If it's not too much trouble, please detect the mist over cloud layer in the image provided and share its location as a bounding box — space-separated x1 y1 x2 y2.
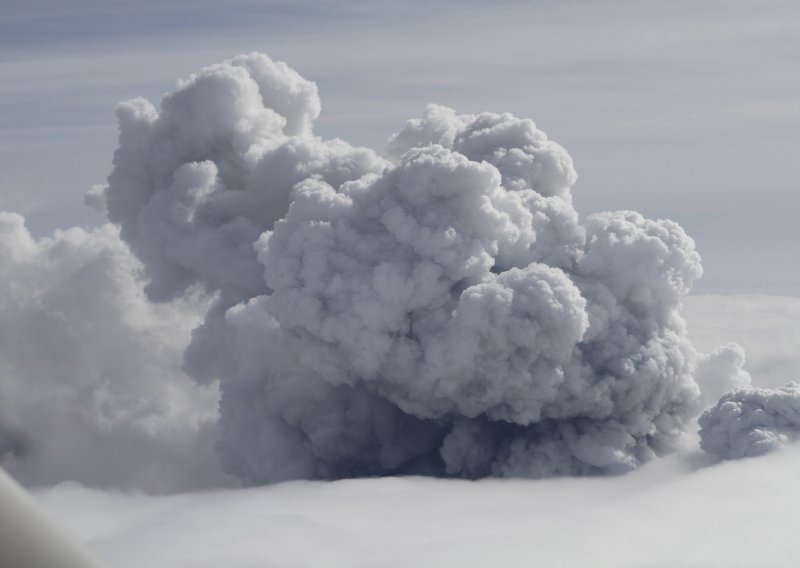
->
684 295 800 390
92 52 728 484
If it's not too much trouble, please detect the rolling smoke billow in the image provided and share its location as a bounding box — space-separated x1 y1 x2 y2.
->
92 52 753 485
699 382 800 459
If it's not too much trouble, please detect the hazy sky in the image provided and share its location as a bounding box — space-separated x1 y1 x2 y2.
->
1 0 798 295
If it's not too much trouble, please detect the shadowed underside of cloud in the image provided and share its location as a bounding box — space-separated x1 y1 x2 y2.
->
93 52 726 484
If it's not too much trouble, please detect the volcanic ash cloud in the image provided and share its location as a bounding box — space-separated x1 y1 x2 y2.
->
97 52 722 484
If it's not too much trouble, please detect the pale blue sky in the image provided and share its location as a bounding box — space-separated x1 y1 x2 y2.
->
1 0 798 293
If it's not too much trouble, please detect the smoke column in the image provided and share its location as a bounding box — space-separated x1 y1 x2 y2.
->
96 52 722 484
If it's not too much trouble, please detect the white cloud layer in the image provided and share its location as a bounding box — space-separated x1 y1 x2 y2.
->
34 443 800 568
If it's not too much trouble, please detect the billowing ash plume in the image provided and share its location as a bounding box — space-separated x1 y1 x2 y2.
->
97 52 713 484
104 53 387 303
699 382 800 459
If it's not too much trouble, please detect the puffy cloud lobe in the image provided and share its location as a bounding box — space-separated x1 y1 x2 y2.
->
0 212 226 491
102 53 718 484
387 104 577 200
699 382 800 459
578 211 702 314
102 52 387 301
257 149 591 424
695 343 752 408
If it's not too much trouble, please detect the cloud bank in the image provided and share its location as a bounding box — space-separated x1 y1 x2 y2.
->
92 52 721 484
0 212 226 491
